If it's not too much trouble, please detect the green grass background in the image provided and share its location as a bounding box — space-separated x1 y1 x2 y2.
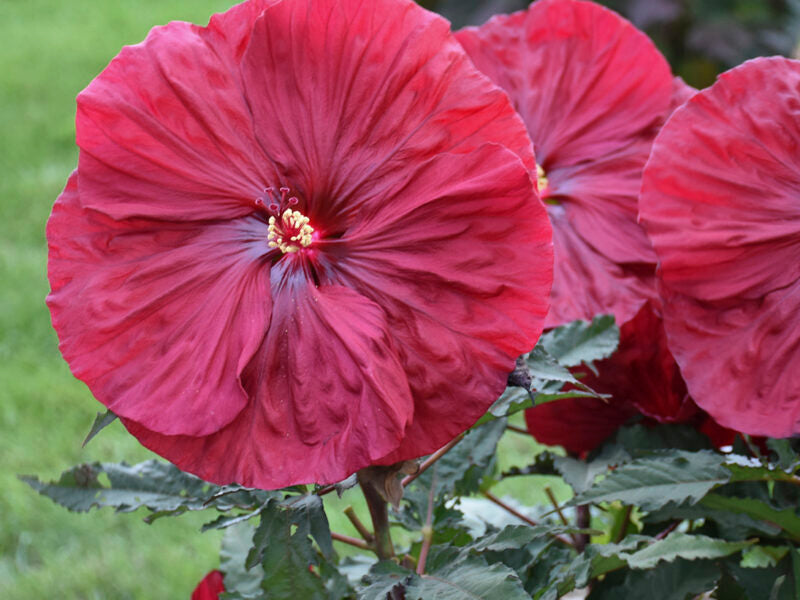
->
0 2 565 597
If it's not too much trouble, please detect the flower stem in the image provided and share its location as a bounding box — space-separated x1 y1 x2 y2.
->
402 432 466 488
613 505 633 544
505 424 530 435
482 490 574 548
331 531 373 552
416 466 437 575
344 505 374 544
655 520 681 540
544 485 569 527
358 471 395 560
574 504 591 552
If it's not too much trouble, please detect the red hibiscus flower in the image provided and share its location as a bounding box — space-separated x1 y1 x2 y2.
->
191 570 225 600
525 302 739 455
456 0 674 327
639 56 800 438
46 0 553 489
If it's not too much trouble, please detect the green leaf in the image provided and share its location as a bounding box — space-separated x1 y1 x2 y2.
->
358 561 414 600
406 417 506 513
612 423 715 454
526 346 578 385
726 554 798 600
644 502 781 539
282 494 335 560
554 444 630 494
589 559 720 600
723 456 800 485
465 524 579 554
20 460 269 518
570 450 730 511
82 409 117 447
619 532 752 569
219 523 262 599
539 314 619 367
767 439 799 473
740 546 790 569
406 557 529 600
248 499 327 599
700 494 800 541
201 508 265 532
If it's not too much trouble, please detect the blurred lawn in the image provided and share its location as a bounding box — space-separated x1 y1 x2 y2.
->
0 2 239 598
0 2 567 598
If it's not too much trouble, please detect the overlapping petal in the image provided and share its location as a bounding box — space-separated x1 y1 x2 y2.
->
49 0 553 488
590 303 697 423
526 303 701 454
525 395 637 456
639 57 800 437
330 144 552 462
47 173 271 436
239 0 536 228
76 17 277 222
457 0 673 326
126 283 414 487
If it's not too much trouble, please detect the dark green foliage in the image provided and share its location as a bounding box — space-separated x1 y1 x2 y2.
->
569 450 731 510
405 557 529 600
20 460 271 519
589 559 721 600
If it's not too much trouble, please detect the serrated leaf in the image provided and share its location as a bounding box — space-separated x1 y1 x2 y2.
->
21 461 272 522
282 494 335 560
358 561 414 600
465 524 578 554
202 507 264 532
409 417 506 503
406 557 529 600
248 499 327 599
526 346 578 384
82 410 117 447
619 532 752 569
700 494 800 541
722 456 800 485
539 315 619 367
589 558 720 600
220 523 262 599
570 450 730 511
554 444 630 494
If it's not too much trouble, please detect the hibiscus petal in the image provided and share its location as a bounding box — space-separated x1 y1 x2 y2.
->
47 173 271 436
457 0 671 323
457 0 671 173
525 396 637 456
124 284 415 488
546 206 656 327
239 0 535 226
76 17 275 221
580 302 697 423
639 57 800 437
328 144 552 461
191 571 225 600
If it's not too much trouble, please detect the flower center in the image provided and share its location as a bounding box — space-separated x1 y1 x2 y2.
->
537 164 549 196
537 163 560 206
256 187 315 254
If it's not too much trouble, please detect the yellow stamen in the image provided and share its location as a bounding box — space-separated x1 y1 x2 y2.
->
267 208 314 254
